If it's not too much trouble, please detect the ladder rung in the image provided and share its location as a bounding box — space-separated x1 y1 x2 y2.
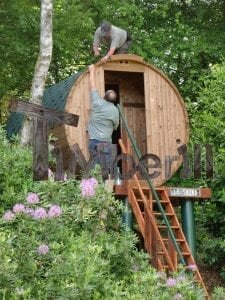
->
182 252 191 256
157 251 167 255
154 212 174 216
158 251 191 257
152 200 169 204
158 225 179 229
160 265 169 269
162 238 185 243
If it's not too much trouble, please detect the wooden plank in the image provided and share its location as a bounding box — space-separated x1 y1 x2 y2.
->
10 100 79 127
144 202 152 253
33 118 48 181
115 181 212 199
70 143 88 171
67 148 78 179
166 187 212 199
194 144 201 179
129 189 145 236
103 64 145 73
51 146 64 181
109 54 145 62
205 144 213 179
114 184 128 195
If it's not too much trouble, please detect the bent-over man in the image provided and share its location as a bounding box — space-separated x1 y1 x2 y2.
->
93 21 132 63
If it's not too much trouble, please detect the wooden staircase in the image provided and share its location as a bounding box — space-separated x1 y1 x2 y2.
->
119 139 209 298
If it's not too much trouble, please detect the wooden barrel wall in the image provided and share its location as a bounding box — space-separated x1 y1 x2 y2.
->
51 54 189 187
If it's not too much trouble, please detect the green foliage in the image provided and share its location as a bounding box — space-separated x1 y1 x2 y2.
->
0 126 33 213
1 0 225 120
212 287 225 300
0 128 207 299
186 60 225 277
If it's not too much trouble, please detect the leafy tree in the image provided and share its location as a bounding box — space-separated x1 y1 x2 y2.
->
1 0 225 115
20 0 53 145
187 59 225 277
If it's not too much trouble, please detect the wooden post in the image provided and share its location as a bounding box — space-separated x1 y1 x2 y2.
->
33 117 49 180
51 146 64 181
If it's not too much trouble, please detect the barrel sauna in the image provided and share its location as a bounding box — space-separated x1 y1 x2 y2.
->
50 54 189 187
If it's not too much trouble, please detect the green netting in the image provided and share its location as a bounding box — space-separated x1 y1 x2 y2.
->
6 72 81 139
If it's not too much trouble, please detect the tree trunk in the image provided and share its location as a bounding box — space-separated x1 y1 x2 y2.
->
20 0 53 146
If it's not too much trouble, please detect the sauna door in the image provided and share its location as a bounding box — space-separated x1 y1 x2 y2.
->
104 70 147 156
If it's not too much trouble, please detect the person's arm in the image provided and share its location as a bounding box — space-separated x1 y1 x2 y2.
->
93 28 101 56
89 64 96 91
93 45 100 56
101 47 116 62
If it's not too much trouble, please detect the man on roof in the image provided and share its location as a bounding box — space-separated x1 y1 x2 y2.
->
92 21 132 63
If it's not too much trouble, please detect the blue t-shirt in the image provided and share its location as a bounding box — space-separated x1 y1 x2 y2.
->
88 90 119 142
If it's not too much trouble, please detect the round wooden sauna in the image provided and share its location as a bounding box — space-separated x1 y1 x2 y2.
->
51 54 189 187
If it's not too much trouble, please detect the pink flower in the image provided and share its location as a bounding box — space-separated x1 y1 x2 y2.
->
37 244 49 255
26 192 39 204
187 264 197 271
80 177 98 198
89 177 98 187
48 205 62 218
166 277 177 287
24 207 35 217
13 203 25 214
33 208 47 219
2 210 15 221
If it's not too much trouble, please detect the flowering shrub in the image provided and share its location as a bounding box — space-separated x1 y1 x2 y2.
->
0 127 223 299
2 210 15 221
2 193 62 222
0 179 206 299
79 177 98 197
26 192 39 204
37 244 49 255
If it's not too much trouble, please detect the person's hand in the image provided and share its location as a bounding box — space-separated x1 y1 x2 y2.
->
94 51 100 56
93 47 101 56
101 55 108 63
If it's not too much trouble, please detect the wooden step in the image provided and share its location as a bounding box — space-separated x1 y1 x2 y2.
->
152 200 169 204
162 238 185 243
158 251 191 256
153 212 174 216
158 225 179 229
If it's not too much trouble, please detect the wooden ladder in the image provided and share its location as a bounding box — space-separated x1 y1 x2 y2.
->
119 139 209 298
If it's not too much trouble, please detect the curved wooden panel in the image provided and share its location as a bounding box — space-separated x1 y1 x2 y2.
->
57 54 189 186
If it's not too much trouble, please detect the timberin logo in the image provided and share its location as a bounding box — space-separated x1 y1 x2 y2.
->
79 143 213 180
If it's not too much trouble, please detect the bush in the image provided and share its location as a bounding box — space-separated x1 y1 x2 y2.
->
186 61 225 276
0 126 209 299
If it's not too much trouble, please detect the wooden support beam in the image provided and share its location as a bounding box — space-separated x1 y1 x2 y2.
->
114 181 212 201
9 99 79 181
33 118 48 181
9 100 79 127
51 146 64 181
